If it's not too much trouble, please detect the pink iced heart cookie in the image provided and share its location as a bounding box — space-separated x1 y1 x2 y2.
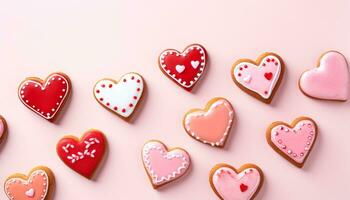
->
142 140 191 189
4 166 55 200
183 97 235 147
299 51 349 101
231 53 284 104
210 163 264 200
93 72 144 120
266 117 318 168
0 115 7 144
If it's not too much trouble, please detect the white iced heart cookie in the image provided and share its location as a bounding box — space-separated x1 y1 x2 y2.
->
93 73 144 119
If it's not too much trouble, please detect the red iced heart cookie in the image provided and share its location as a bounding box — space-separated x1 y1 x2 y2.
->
266 117 318 168
159 44 207 91
0 115 7 144
183 97 235 147
18 72 71 121
93 72 144 120
299 51 349 101
56 130 106 179
231 53 284 104
4 166 55 200
142 140 191 189
210 163 264 200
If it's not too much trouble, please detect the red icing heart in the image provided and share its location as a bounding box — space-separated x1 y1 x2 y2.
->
159 44 207 91
240 183 248 192
56 130 106 179
18 72 71 121
264 72 273 80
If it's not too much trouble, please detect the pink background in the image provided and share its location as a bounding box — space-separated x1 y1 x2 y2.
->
0 0 349 199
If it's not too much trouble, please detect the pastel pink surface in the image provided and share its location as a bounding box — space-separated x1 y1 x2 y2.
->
233 55 282 99
184 99 234 146
270 120 316 164
0 0 349 199
5 170 49 200
142 141 190 187
299 51 349 100
212 167 261 200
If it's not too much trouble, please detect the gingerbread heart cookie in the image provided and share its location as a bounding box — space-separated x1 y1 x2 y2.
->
159 44 207 91
142 140 191 189
299 51 349 101
231 53 284 103
209 163 264 200
4 166 55 200
0 115 8 144
93 72 144 120
56 130 106 179
183 97 234 147
18 72 71 121
266 117 317 168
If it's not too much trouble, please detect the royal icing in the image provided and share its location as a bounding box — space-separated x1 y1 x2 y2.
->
269 119 317 166
142 141 190 188
211 166 262 200
57 130 106 178
233 54 282 100
159 44 207 91
299 51 349 101
94 73 144 118
5 169 50 200
184 98 234 147
18 73 70 120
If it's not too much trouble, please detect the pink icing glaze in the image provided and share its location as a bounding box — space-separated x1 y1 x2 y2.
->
270 120 316 164
299 51 349 100
212 167 261 200
233 55 282 99
142 141 190 186
184 99 234 147
0 119 4 139
5 170 49 200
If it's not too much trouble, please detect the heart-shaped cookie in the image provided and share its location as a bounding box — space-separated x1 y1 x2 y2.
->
183 97 234 147
0 115 8 144
4 166 55 200
159 44 207 91
209 163 264 200
56 130 106 179
18 72 71 121
231 53 284 104
299 51 349 101
266 117 317 168
93 73 144 120
142 140 191 189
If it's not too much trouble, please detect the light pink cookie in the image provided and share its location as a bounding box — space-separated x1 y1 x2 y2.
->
209 163 264 200
183 97 235 147
266 117 318 168
142 140 191 189
299 51 349 101
231 52 285 104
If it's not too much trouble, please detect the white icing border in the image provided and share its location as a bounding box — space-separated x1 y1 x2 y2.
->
142 141 190 185
5 169 49 200
159 44 206 88
184 99 234 147
18 74 70 120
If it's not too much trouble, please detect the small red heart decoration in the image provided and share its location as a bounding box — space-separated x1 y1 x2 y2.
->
264 72 273 80
240 183 248 192
56 130 106 179
159 44 207 91
18 72 71 121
